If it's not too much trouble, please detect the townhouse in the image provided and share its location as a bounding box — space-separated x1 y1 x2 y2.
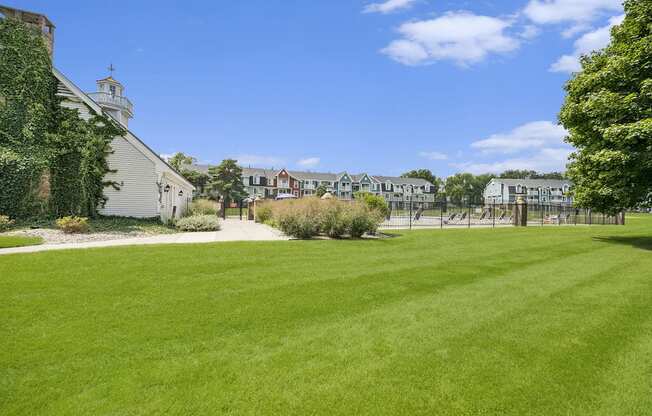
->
483 178 573 205
238 168 437 206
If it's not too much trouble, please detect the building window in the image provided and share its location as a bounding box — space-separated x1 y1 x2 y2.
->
109 85 116 96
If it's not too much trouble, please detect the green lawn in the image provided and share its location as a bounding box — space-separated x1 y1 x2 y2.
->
1 216 652 415
0 235 43 249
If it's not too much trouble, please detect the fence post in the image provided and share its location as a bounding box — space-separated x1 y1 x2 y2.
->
239 200 243 220
440 199 443 229
468 204 471 228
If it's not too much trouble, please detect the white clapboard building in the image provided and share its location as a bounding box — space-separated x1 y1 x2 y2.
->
54 69 194 221
1 5 194 221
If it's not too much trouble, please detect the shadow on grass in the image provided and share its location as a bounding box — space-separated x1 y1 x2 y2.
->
593 236 652 251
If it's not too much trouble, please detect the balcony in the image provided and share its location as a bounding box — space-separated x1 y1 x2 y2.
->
87 92 134 115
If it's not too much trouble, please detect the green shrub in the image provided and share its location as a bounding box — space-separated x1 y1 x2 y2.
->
0 215 15 232
355 192 390 218
318 200 350 238
348 204 382 238
56 216 89 234
189 199 218 216
255 202 273 223
175 215 221 232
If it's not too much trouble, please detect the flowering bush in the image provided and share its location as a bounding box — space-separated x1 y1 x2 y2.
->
175 215 221 232
0 214 15 232
56 216 90 234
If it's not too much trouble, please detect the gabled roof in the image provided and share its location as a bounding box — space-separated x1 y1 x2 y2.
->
490 178 571 188
53 67 194 190
372 176 433 186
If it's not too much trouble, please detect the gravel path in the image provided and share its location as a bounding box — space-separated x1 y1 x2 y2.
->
0 220 288 255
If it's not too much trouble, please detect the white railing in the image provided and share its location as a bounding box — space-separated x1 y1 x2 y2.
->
88 92 134 114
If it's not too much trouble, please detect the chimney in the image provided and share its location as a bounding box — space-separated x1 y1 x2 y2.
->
0 5 55 58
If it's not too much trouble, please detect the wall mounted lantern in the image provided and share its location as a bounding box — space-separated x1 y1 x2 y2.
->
164 184 171 193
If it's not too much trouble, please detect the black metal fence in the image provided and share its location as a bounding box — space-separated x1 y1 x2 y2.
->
379 200 622 230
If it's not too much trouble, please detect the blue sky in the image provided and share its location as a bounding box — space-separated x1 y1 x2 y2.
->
10 0 624 176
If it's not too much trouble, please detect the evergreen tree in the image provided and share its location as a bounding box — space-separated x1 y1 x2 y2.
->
208 159 247 206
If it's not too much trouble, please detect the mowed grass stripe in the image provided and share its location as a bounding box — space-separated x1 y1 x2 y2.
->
1 219 652 415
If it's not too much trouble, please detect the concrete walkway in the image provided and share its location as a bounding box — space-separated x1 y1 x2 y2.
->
0 219 288 256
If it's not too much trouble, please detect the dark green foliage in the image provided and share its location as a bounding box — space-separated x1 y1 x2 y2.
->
560 0 652 214
0 17 122 219
208 159 247 205
0 18 55 218
168 152 210 195
0 148 42 218
445 173 495 205
48 109 124 217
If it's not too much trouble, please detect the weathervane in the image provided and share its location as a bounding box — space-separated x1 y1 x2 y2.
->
107 63 115 77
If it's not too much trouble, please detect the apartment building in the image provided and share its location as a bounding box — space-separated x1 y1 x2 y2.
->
238 168 437 205
483 178 573 205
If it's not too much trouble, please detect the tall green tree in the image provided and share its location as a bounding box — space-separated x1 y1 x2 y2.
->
445 173 475 205
401 169 442 195
167 152 209 195
472 173 496 204
560 0 652 215
208 159 246 205
168 152 195 172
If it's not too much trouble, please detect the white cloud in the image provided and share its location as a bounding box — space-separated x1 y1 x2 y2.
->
550 14 624 73
520 25 542 40
471 121 567 154
453 121 572 174
452 147 572 174
233 154 285 168
381 11 520 66
524 0 622 25
363 0 417 14
297 157 320 168
419 151 448 160
160 153 174 161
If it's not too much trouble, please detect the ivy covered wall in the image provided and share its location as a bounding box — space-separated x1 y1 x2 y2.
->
0 17 123 219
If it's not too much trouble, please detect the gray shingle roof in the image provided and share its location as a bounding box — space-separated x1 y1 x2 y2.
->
372 176 432 186
490 178 572 188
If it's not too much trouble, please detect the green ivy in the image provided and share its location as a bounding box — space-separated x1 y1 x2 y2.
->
0 17 124 219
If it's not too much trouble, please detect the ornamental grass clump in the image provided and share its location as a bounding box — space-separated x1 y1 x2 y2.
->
56 216 89 234
348 203 383 238
262 197 383 239
318 199 350 238
274 198 322 239
189 199 219 216
175 215 221 232
254 202 273 224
